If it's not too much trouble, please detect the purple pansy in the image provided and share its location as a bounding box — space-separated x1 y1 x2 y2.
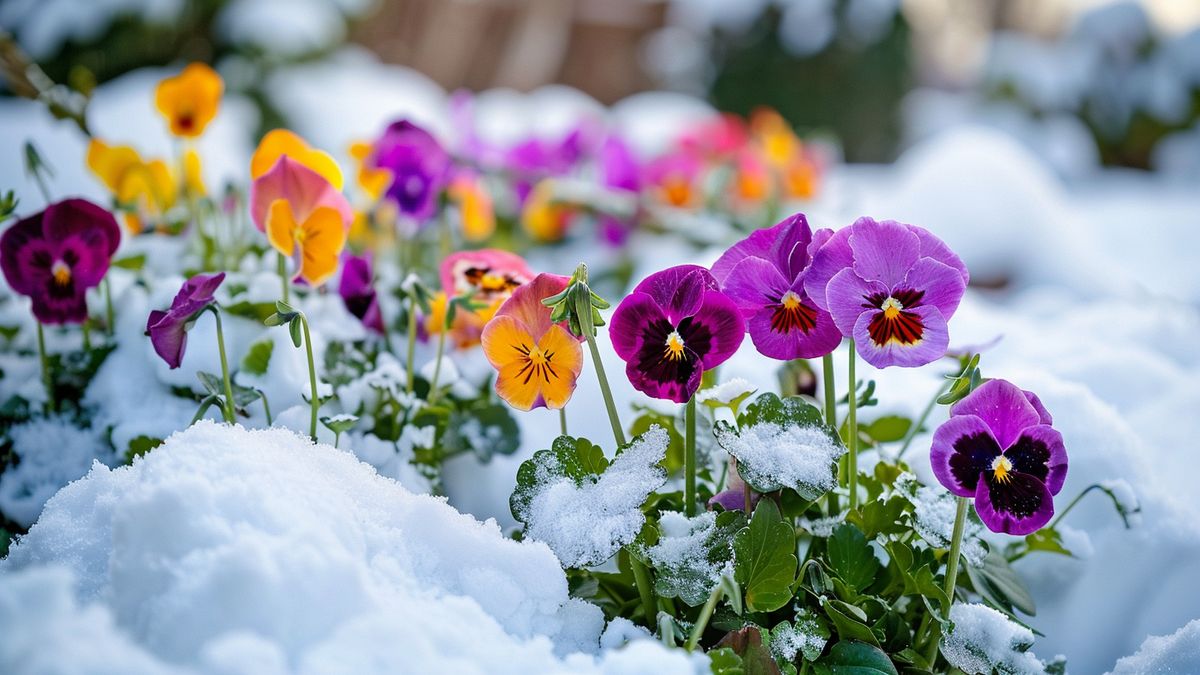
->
146 272 226 369
504 125 593 205
610 265 745 403
804 217 968 369
712 213 842 361
339 254 384 334
370 120 451 222
930 379 1067 535
598 135 640 246
0 198 120 325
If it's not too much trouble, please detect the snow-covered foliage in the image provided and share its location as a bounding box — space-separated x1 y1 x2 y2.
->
0 417 112 527
940 603 1046 675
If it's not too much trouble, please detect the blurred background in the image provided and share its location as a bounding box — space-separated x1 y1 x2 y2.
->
3 0 1200 175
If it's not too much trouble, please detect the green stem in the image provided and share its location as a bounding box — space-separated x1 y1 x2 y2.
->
299 313 320 441
821 352 836 427
405 289 418 395
259 391 273 425
926 496 969 665
207 306 236 424
897 382 947 459
847 342 859 512
427 327 447 404
1049 484 1104 530
582 331 625 446
559 406 568 436
629 552 657 629
685 395 697 517
103 276 114 336
277 251 290 304
685 581 723 651
81 320 91 350
36 322 55 413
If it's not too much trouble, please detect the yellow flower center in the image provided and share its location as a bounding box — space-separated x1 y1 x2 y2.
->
664 331 686 361
479 273 509 292
51 260 71 286
781 290 802 310
881 296 904 320
991 455 1014 484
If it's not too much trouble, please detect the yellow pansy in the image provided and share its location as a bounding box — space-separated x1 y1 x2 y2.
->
265 200 347 287
348 141 390 202
521 179 572 242
155 63 223 138
87 139 176 233
251 129 343 190
449 174 495 242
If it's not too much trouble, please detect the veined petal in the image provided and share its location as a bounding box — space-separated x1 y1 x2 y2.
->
711 221 779 284
609 291 669 362
1006 424 1068 496
631 265 716 322
930 414 1001 497
693 290 746 370
494 273 575 342
535 325 583 409
847 217 920 287
910 224 969 285
746 300 841 360
803 227 852 312
767 213 812 281
906 257 966 320
852 303 948 369
297 207 347 286
975 472 1054 536
720 256 791 319
824 267 885 338
950 379 1042 450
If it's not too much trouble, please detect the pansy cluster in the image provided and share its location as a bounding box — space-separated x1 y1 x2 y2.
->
0 59 1131 675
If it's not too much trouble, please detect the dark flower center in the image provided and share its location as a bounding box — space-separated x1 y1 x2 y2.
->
464 267 522 295
863 288 924 347
514 343 560 385
635 316 712 386
770 290 817 334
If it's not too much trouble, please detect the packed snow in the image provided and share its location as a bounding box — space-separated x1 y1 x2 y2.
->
514 427 669 568
715 421 842 499
0 417 113 528
0 422 705 674
1108 618 1200 675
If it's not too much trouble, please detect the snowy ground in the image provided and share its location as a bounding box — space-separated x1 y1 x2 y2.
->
2 52 1199 673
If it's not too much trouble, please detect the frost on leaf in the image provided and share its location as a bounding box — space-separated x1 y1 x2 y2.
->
769 610 830 663
941 603 1048 675
510 427 668 568
715 393 843 500
896 473 987 566
643 510 742 606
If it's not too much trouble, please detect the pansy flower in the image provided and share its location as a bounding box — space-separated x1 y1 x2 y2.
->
930 379 1067 535
712 214 841 361
504 125 592 204
250 155 353 287
448 172 495 242
804 217 968 369
87 139 178 233
428 249 534 348
250 129 344 190
481 274 583 411
0 199 120 325
598 135 640 246
154 63 223 138
146 272 226 368
521 179 575 242
369 120 451 222
610 265 745 403
645 151 703 209
339 255 384 334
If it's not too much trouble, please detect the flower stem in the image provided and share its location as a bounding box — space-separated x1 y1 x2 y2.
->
582 331 626 446
821 352 836 427
259 391 273 425
81 320 91 350
427 328 447 404
277 251 289 304
207 306 236 424
847 342 859 512
685 581 723 651
299 313 320 442
1049 484 1104 529
35 322 55 413
103 276 114 336
926 495 969 665
559 406 568 436
405 289 418 395
685 395 697 517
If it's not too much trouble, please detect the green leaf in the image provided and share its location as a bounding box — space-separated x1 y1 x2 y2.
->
1022 529 1074 557
965 546 1036 616
775 610 831 662
846 495 908 539
826 524 881 593
715 626 783 675
240 338 274 376
111 253 146 271
718 393 844 501
229 301 280 323
288 316 303 348
734 500 798 613
709 647 745 675
125 435 164 462
196 371 225 397
862 416 912 443
821 598 879 646
650 510 744 606
812 640 898 675
321 414 359 435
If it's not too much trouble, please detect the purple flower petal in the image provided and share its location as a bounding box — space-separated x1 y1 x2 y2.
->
609 292 669 363
1022 389 1053 425
930 414 1001 497
146 272 225 369
974 471 1055 535
767 213 812 281
824 267 886 337
1006 424 1068 496
339 255 383 334
847 217 921 288
911 224 969 285
950 379 1042 450
803 227 852 312
631 265 717 323
852 303 949 368
720 257 791 319
693 290 746 370
746 299 841 360
372 120 451 222
710 225 775 284
904 257 966 321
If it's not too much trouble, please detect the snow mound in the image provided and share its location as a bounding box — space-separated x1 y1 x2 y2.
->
941 603 1045 675
1108 618 1200 675
0 423 700 674
0 416 113 528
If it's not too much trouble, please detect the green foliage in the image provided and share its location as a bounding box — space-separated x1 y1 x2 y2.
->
240 338 274 376
734 500 798 613
124 435 164 462
813 641 899 675
826 524 880 593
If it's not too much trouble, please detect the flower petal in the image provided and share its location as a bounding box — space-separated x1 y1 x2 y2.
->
250 129 343 189
911 224 969 285
250 155 352 232
692 290 746 370
847 217 920 288
746 300 841 360
1022 389 1053 425
711 220 782 284
1006 424 1068 496
803 227 852 312
824 267 885 338
609 291 669 362
266 199 297 257
767 213 812 281
297 207 348 286
852 304 948 369
535 324 584 409
494 273 575 342
905 257 965 320
930 414 1001 497
632 265 717 322
950 379 1042 450
719 256 790 319
975 471 1054 535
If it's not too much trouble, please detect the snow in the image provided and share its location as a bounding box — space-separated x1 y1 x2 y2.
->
515 426 669 568
940 603 1045 675
1108 618 1200 675
643 511 730 606
0 422 703 674
895 473 987 566
715 420 842 498
695 378 756 406
0 417 113 528
769 613 829 663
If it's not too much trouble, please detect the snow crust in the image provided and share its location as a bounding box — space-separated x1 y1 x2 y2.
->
0 423 702 674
